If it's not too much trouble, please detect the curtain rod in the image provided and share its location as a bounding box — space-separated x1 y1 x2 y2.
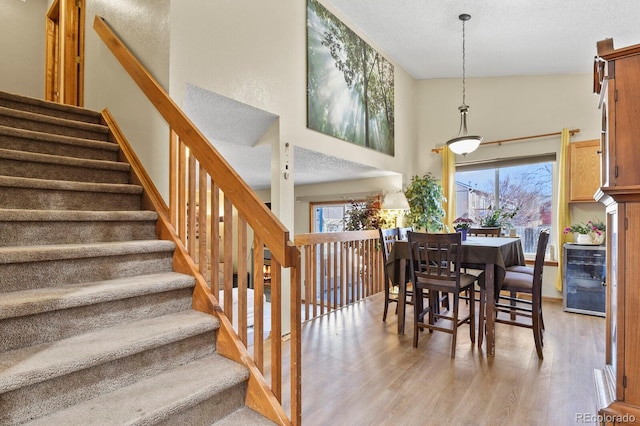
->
431 128 581 153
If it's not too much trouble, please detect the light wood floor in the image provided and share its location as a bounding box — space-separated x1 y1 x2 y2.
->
276 292 605 425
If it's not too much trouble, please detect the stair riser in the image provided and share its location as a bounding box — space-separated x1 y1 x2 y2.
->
0 186 141 211
0 287 194 352
0 134 118 161
156 382 248 426
0 252 174 292
0 157 130 184
0 332 217 425
0 220 157 246
0 114 109 141
0 97 102 124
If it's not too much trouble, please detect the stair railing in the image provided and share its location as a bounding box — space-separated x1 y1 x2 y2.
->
94 16 301 425
294 230 384 321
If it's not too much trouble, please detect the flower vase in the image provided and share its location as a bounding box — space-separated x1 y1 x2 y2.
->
457 228 468 241
591 231 605 245
576 233 592 244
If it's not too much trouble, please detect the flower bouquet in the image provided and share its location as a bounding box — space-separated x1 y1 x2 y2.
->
453 217 474 240
564 219 606 244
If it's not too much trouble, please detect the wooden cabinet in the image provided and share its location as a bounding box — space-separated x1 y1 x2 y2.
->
594 38 640 425
569 139 600 202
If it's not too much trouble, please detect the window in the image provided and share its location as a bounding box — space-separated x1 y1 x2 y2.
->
311 202 351 232
455 155 555 255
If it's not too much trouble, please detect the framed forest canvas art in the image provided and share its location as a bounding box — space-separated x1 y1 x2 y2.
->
306 0 395 156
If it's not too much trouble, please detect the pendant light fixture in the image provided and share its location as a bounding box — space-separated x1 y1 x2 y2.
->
446 13 482 156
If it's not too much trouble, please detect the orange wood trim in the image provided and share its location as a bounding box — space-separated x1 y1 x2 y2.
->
169 130 178 228
294 229 379 246
289 249 302 426
93 16 292 266
104 109 292 426
237 217 248 345
187 153 196 256
253 238 265 372
270 259 282 401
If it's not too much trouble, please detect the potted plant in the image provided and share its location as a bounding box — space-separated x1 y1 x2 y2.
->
344 196 388 231
564 219 606 244
453 217 474 240
480 205 518 233
404 173 446 232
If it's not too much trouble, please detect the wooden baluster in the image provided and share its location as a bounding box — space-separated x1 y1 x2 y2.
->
198 166 207 278
304 245 311 321
169 130 178 228
210 183 220 300
187 153 196 257
253 238 264 372
237 217 248 345
223 196 233 321
290 251 302 426
270 259 282 401
177 140 187 243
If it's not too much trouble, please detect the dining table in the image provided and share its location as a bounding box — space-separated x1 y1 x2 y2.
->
385 235 526 357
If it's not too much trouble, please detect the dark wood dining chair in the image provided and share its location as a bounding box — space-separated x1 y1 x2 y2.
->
379 228 412 321
468 227 501 237
478 230 549 359
407 231 477 358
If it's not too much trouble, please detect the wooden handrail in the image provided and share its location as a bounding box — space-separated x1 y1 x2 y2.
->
93 16 292 267
93 15 301 425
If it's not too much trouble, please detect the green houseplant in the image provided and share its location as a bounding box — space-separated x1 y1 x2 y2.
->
480 205 518 230
344 197 388 230
404 173 446 232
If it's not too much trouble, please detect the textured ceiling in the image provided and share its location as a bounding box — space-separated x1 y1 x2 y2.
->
324 0 640 79
183 85 396 190
184 1 640 189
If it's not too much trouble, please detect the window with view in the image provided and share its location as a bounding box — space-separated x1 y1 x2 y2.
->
455 155 555 255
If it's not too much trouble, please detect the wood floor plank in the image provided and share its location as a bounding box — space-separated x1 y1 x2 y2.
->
268 293 604 425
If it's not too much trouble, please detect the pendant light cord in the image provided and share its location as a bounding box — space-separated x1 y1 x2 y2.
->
461 17 467 107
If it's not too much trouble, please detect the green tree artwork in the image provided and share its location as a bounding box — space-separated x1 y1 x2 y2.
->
306 0 395 155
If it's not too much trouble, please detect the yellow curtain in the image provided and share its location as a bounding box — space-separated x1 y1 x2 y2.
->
555 128 571 292
441 146 456 231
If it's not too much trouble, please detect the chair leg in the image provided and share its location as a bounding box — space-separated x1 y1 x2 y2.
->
532 310 544 359
450 293 460 358
510 290 517 321
469 286 475 344
383 297 389 321
478 288 485 348
413 289 423 348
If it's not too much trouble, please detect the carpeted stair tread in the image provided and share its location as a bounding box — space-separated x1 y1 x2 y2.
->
0 240 175 265
213 407 277 425
26 354 249 426
0 175 142 194
0 310 220 393
0 91 102 124
0 272 195 320
0 147 129 172
0 125 119 157
0 106 109 134
0 208 157 222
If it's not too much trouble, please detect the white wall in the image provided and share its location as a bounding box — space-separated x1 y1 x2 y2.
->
83 0 171 199
417 73 604 299
169 0 417 185
0 0 48 97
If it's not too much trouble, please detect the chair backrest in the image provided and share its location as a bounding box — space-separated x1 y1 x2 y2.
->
532 229 550 290
468 227 501 237
407 231 463 290
379 227 400 264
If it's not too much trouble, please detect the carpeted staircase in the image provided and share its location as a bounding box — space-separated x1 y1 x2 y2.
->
0 91 274 425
